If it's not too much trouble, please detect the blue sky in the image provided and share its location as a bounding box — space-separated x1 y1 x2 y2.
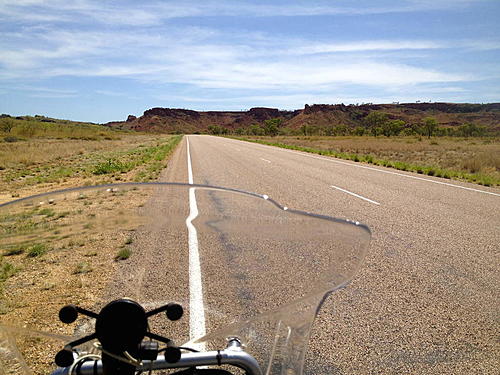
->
0 0 499 123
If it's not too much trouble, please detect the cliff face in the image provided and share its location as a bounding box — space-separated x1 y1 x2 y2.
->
104 103 500 133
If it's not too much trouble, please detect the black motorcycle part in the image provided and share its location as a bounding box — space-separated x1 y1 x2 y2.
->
55 348 74 367
95 299 148 353
166 302 184 321
138 340 159 361
58 305 78 324
165 346 182 363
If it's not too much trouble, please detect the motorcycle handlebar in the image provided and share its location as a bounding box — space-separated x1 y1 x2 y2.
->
51 348 263 375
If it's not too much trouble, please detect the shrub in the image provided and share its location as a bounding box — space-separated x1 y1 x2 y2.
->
0 261 16 282
26 243 48 257
115 248 131 261
92 159 129 175
73 262 92 274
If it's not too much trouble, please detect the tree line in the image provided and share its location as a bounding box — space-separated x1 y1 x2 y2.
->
206 111 495 138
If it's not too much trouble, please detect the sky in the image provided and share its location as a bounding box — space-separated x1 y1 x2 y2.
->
0 0 499 123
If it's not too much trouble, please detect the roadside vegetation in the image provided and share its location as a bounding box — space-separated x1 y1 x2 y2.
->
235 135 500 187
207 111 499 187
0 114 116 140
0 186 153 352
0 114 183 345
0 115 182 201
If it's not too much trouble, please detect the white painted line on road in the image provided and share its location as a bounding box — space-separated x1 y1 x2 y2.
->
226 139 500 197
331 185 381 205
185 137 206 349
260 158 271 163
187 137 195 185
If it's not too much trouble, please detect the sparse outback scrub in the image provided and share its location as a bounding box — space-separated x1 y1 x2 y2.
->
235 136 500 187
0 116 182 201
0 117 183 371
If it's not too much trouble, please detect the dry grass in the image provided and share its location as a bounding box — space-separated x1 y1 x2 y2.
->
0 115 118 140
242 136 500 186
0 118 184 373
0 134 182 202
0 189 149 374
0 135 146 167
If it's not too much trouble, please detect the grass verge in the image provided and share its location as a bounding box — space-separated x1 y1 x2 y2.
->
233 136 499 187
0 134 183 198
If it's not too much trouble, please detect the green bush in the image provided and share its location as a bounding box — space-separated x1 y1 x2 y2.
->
364 155 374 163
92 159 129 175
26 243 48 257
115 247 131 261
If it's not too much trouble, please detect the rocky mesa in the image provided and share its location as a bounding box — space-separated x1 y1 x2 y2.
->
104 103 500 134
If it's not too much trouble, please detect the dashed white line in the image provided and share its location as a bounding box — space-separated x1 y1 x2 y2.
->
185 137 206 349
260 158 271 163
221 137 500 198
331 185 381 205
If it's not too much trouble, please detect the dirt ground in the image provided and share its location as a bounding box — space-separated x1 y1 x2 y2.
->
0 135 182 374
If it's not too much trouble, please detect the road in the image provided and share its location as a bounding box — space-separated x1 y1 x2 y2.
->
158 135 499 374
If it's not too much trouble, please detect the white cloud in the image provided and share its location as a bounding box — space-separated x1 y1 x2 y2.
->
166 60 465 89
0 0 492 108
0 0 486 27
0 22 469 89
7 85 78 98
292 40 445 55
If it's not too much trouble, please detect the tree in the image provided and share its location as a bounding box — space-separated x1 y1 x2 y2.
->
382 120 404 137
333 124 349 136
459 122 486 137
249 124 264 136
301 124 309 136
263 118 281 136
371 127 383 137
207 124 228 135
0 118 15 133
364 111 388 127
364 112 388 137
353 126 365 136
423 117 438 139
207 125 220 135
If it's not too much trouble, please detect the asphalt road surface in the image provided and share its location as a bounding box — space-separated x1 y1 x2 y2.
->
156 135 499 374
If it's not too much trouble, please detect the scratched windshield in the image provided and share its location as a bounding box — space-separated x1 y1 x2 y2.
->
0 183 371 374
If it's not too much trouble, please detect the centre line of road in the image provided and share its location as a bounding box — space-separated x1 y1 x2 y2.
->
185 137 207 348
223 138 499 197
331 185 381 205
260 158 271 163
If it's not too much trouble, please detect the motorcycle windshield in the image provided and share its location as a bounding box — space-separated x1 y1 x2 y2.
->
0 183 371 375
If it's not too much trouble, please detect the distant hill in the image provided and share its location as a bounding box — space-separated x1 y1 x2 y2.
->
0 114 120 140
104 103 500 135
